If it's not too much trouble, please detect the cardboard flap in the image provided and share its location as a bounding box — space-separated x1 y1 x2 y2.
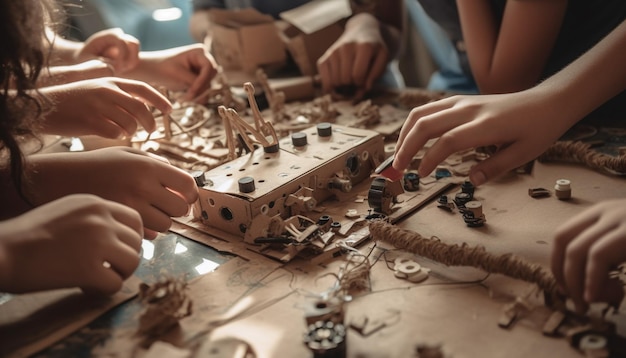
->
209 8 275 28
279 0 352 34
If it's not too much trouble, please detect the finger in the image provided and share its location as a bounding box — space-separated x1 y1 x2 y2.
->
466 141 537 186
158 167 199 204
338 44 356 86
364 47 388 91
104 240 141 279
146 151 171 164
113 98 156 134
352 44 375 88
551 210 601 292
81 265 124 296
395 97 457 149
149 182 192 217
584 228 626 303
563 222 613 313
115 79 172 116
119 34 141 70
110 84 169 133
100 33 140 71
417 120 483 178
138 203 173 233
173 68 198 93
98 104 140 137
352 88 367 102
326 53 342 89
82 115 128 139
393 103 467 171
144 228 159 240
184 55 217 102
317 57 333 94
589 280 624 308
107 201 144 251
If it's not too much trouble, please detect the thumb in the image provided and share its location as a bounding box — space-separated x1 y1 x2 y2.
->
468 144 529 186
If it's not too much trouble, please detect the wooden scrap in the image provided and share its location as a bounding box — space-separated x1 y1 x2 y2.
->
542 310 566 336
136 277 192 345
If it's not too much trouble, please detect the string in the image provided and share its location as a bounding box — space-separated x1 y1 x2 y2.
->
538 140 626 175
368 220 563 308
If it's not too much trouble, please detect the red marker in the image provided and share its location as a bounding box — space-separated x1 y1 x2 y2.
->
375 155 403 182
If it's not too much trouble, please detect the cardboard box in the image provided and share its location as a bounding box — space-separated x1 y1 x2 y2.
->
280 23 343 76
278 0 352 76
208 8 286 73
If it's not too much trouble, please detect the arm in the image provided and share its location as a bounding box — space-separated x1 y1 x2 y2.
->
119 44 218 102
47 28 140 73
37 77 172 139
456 0 567 93
0 194 142 295
392 19 626 313
38 60 114 87
393 19 626 184
23 147 198 239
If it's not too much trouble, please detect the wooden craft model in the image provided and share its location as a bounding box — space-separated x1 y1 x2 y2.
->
185 82 387 262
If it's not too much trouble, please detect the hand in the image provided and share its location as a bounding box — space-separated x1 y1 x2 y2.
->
551 199 626 314
121 44 218 102
392 90 577 186
39 77 172 139
75 28 141 73
0 194 142 295
38 60 114 87
27 147 199 238
317 13 388 100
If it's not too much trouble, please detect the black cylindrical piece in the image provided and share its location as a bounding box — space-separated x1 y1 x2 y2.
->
292 132 308 147
191 170 207 187
317 122 332 137
238 176 256 193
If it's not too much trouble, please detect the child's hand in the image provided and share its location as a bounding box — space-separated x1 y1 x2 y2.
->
551 199 626 313
75 28 141 73
317 13 388 101
121 44 218 102
28 148 199 238
39 77 172 139
0 194 142 294
392 90 576 186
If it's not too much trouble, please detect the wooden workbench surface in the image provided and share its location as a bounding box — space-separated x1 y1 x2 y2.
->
186 160 626 358
2 85 625 357
82 160 625 358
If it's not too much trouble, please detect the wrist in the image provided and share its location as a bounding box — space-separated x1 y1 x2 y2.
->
526 85 584 130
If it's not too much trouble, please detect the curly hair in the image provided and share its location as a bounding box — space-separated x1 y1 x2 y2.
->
0 0 59 201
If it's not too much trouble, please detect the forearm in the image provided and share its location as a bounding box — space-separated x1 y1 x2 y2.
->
46 30 83 66
456 0 499 90
457 0 567 94
532 20 626 123
37 61 113 87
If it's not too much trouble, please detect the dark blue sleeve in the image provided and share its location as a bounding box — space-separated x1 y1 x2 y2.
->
192 0 225 11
